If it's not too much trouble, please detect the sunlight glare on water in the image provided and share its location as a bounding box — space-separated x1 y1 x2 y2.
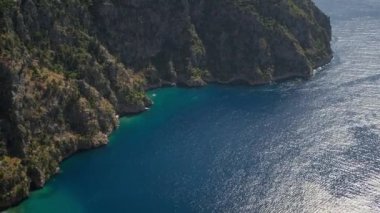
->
9 0 380 212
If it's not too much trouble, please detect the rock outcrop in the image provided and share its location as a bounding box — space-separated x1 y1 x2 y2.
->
0 0 332 209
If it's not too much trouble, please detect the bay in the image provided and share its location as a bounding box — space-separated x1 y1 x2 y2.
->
9 0 380 212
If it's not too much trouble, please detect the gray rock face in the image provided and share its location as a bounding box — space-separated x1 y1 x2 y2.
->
0 0 332 210
92 0 332 85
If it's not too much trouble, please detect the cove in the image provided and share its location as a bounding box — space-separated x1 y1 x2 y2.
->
10 84 299 212
8 0 380 212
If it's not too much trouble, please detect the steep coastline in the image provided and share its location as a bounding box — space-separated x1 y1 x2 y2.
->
0 0 332 210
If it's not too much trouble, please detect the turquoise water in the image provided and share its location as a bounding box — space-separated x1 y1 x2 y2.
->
8 0 380 212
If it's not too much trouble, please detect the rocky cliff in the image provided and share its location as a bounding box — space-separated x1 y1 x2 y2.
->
0 0 332 209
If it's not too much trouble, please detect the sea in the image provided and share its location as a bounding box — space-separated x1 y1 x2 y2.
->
9 0 380 212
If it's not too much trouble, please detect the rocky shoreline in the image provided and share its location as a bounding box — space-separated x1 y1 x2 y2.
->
0 0 332 210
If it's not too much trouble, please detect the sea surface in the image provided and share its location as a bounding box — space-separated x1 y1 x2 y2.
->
8 0 380 212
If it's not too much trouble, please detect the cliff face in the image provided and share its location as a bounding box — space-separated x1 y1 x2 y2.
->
91 0 332 85
0 0 332 209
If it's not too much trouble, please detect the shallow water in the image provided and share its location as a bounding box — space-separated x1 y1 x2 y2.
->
9 0 380 212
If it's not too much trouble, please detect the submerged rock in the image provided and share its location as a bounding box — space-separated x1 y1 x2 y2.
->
0 0 332 209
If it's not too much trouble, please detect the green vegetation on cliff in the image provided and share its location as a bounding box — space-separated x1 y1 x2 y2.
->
0 0 332 209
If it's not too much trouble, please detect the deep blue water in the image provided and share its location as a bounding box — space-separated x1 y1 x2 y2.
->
9 0 380 212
